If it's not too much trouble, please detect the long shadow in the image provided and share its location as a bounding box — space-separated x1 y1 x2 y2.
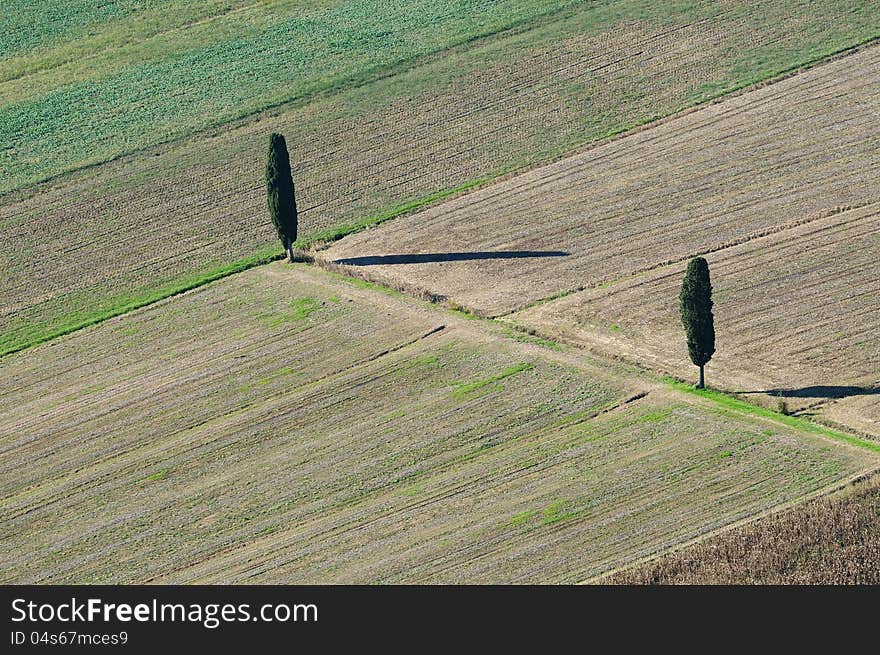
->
333 250 569 266
739 385 880 399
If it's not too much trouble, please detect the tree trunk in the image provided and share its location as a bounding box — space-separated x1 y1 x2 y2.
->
286 246 294 263
698 364 705 389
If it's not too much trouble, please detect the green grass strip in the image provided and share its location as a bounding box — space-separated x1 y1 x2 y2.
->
0 244 283 358
664 377 880 455
452 362 534 399
0 178 494 359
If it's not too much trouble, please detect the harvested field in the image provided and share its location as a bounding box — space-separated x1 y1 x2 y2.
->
1 264 876 583
513 203 880 434
320 44 880 318
3 1 878 356
605 472 880 584
825 396 880 441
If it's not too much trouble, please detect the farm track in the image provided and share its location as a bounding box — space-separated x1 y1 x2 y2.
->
3 1 877 355
513 202 880 436
2 264 875 583
321 45 880 437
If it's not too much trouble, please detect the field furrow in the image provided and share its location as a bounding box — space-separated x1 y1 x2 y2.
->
1 263 875 583
321 45 880 319
512 203 880 435
3 1 877 355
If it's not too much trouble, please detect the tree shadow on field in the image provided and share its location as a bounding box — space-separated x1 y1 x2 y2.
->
739 385 880 399
333 250 569 266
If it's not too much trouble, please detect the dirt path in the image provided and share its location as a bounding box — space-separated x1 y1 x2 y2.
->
4 262 875 583
317 45 880 437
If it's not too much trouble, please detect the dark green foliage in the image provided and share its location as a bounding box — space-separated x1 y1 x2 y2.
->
679 256 715 388
266 133 298 261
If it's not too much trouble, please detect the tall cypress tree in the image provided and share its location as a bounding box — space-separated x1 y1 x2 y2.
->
679 256 715 388
266 133 298 262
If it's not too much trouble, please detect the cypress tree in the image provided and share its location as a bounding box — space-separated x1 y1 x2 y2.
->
266 133 298 262
679 256 715 388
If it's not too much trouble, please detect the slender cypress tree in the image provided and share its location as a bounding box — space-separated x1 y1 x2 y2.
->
679 256 715 388
266 133 298 262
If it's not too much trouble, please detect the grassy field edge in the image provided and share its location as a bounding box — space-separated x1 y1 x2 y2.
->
0 245 284 358
0 177 499 359
664 377 880 455
5 36 878 359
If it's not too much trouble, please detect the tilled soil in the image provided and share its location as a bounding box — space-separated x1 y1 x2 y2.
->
1 264 875 583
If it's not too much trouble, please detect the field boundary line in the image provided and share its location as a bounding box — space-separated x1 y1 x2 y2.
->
0 1 587 201
0 177 498 360
582 465 880 585
0 245 284 359
5 39 878 358
496 318 880 451
496 201 880 319
662 378 880 455
295 176 499 251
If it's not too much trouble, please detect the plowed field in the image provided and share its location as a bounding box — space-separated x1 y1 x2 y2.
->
514 203 880 432
321 45 880 318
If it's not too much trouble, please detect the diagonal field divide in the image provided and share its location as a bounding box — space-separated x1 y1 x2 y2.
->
2 1 879 358
513 204 880 435
1 263 877 583
318 44 880 436
3 6 880 583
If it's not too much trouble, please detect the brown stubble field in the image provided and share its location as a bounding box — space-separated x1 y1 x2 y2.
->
320 45 880 318
3 263 875 583
605 472 880 584
319 45 880 437
514 203 880 435
3 2 876 355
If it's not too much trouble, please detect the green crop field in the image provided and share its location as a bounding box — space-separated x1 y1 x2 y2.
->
2 264 875 583
2 0 879 587
2 0 878 361
0 0 581 192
